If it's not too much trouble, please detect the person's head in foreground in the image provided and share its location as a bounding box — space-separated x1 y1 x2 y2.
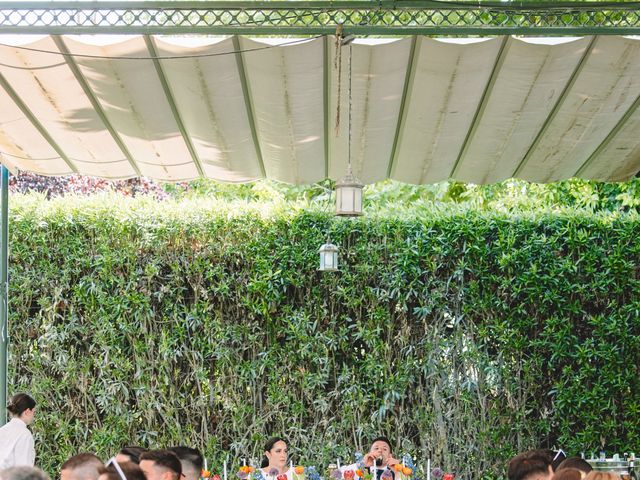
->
556 458 593 478
168 447 203 480
115 448 148 466
527 450 566 472
7 394 36 425
60 453 103 480
98 461 146 480
552 468 583 480
583 473 621 480
0 467 49 480
260 437 289 472
139 450 182 480
508 451 554 480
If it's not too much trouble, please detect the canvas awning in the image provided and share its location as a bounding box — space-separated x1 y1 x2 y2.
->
0 34 639 184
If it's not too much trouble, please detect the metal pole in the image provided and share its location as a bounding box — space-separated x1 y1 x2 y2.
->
0 165 8 426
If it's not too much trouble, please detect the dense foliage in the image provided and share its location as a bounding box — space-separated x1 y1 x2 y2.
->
6 193 640 479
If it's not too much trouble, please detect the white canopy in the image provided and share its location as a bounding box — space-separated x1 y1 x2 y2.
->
0 34 639 184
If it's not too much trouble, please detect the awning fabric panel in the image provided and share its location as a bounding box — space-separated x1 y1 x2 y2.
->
69 36 201 181
154 37 262 182
391 37 503 184
241 36 325 184
0 34 639 184
518 36 640 183
330 38 413 185
454 37 593 185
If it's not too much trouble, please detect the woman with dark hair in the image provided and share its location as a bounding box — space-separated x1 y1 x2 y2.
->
0 393 37 469
259 437 293 480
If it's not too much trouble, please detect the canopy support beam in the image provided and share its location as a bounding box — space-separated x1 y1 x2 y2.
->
450 35 511 179
575 91 640 178
0 72 79 175
233 36 266 178
145 35 206 178
53 36 143 178
0 165 8 427
512 36 598 179
388 35 420 179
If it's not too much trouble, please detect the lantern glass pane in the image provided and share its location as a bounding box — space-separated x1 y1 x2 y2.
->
336 185 363 215
325 252 333 268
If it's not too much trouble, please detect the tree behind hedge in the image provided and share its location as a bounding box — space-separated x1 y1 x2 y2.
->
7 195 640 479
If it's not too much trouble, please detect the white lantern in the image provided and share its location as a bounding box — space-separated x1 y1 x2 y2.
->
335 170 363 216
319 242 339 271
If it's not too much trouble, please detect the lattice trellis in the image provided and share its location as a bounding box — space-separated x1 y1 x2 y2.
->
0 1 639 35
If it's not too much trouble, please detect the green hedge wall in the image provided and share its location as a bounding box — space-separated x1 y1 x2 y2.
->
6 195 640 479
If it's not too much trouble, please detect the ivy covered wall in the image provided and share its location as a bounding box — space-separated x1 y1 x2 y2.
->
7 195 640 479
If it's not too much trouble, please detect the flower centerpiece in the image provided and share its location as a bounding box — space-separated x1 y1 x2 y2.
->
431 468 444 480
238 466 256 480
304 466 322 480
293 466 306 480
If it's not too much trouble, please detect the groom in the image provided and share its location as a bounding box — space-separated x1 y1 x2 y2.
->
344 437 400 480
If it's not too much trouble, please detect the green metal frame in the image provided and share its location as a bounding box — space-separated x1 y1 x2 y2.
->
233 36 266 178
388 35 419 179
0 72 79 174
2 0 640 425
450 35 511 180
53 36 143 177
145 35 206 178
0 166 7 426
512 35 598 180
0 1 640 36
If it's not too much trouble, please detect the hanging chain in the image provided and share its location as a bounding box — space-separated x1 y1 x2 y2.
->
334 25 343 136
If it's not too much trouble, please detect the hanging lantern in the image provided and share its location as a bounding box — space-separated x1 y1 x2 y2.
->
335 168 363 216
335 43 363 217
319 242 339 271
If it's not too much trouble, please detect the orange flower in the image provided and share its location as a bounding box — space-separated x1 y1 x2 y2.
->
295 467 305 475
393 465 403 473
356 471 364 478
201 470 211 478
247 468 256 474
240 467 251 474
402 468 412 476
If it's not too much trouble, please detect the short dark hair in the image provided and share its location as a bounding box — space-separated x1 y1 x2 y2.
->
61 453 103 480
508 451 552 480
527 450 566 471
552 468 583 480
556 458 592 475
140 450 182 480
370 437 393 452
7 393 36 417
169 447 203 472
118 447 148 465
99 462 146 480
0 467 49 480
